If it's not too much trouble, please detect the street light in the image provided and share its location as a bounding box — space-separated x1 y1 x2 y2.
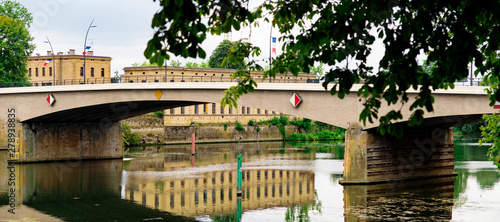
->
83 18 97 84
43 36 55 85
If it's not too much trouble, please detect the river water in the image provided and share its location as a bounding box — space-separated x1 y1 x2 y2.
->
0 139 499 221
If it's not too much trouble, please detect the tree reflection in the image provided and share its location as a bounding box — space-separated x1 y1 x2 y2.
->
285 191 322 222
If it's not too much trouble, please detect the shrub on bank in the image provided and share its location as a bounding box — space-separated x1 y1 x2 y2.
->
122 123 142 146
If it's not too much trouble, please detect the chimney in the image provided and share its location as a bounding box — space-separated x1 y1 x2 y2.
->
47 51 52 56
57 52 63 55
87 51 94 56
68 49 75 55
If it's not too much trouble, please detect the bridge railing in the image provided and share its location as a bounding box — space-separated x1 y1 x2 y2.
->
0 75 321 88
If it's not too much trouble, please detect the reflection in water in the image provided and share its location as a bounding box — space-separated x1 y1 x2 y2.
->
1 139 500 220
344 177 454 221
122 143 317 218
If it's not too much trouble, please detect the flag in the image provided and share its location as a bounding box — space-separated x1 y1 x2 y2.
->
271 37 277 55
85 46 91 50
82 52 86 55
43 59 52 67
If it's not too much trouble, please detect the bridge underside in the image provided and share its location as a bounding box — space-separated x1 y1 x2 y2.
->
24 101 204 123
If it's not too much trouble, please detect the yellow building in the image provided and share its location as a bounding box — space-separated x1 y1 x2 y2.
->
27 49 112 86
122 66 320 125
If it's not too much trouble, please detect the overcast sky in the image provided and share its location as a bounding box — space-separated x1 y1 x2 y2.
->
16 0 280 76
17 0 402 78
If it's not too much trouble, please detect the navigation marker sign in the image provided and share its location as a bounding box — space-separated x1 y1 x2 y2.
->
495 101 500 109
46 94 56 106
289 93 302 108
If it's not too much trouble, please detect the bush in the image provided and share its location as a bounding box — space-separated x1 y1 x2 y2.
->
256 127 261 132
235 122 244 131
271 116 280 126
248 119 256 126
223 122 228 131
122 123 141 146
152 110 164 119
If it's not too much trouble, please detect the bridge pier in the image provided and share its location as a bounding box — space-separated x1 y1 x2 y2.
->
17 122 122 163
340 123 457 184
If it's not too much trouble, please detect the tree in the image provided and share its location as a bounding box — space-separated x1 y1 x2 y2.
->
0 0 32 27
0 1 33 85
145 0 500 137
479 114 500 170
208 40 246 69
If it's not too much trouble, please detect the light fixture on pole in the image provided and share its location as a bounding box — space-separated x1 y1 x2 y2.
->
83 18 97 84
43 36 55 85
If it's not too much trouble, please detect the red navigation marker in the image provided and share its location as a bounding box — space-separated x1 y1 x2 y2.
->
289 93 302 108
495 101 500 109
46 94 56 106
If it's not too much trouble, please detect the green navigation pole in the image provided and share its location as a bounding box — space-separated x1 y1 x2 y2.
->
237 137 242 197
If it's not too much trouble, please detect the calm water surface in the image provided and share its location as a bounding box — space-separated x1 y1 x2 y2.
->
0 139 499 221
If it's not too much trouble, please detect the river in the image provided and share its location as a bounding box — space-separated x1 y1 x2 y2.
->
0 139 499 221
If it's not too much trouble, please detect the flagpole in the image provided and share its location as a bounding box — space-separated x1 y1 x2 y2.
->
83 18 96 84
269 23 272 83
44 36 55 85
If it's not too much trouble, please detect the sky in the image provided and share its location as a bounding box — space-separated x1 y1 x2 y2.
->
15 0 417 79
16 0 283 76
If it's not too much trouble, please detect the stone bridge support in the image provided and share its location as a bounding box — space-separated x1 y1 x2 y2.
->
17 122 122 163
340 123 457 184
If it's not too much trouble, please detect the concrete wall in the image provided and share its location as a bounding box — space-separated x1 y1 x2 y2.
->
342 123 456 184
18 122 122 162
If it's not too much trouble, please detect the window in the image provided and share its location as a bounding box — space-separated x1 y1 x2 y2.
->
265 110 268 115
170 109 174 115
229 108 232 114
49 67 52 76
80 67 84 76
195 105 199 114
181 107 185 114
91 68 94 77
212 103 216 114
247 107 250 114
42 67 45 76
101 68 105 77
220 105 224 114
242 106 245 114
130 72 133 75
155 71 158 74
257 109 261 114
204 104 208 113
29 68 32 77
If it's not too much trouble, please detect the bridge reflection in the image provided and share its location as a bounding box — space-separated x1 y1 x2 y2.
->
343 177 454 221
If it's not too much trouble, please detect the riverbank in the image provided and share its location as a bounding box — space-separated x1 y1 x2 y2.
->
122 114 345 145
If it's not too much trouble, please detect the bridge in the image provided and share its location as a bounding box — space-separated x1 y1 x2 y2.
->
0 82 495 184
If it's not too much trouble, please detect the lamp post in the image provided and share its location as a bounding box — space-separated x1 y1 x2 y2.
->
43 36 55 85
83 19 97 84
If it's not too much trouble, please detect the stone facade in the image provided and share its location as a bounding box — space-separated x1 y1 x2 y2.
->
122 66 320 126
27 49 112 85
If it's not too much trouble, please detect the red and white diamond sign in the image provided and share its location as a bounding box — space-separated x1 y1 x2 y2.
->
46 94 56 106
495 101 500 109
289 93 302 108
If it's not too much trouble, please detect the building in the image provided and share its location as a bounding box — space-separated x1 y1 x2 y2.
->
27 49 112 86
123 66 320 126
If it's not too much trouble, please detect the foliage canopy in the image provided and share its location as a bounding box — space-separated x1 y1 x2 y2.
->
146 0 500 136
0 0 33 84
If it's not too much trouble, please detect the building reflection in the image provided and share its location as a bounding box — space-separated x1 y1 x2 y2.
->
343 177 454 221
123 168 315 218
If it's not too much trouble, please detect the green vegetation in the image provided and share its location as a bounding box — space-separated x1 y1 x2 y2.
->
152 110 164 119
287 128 345 141
122 123 141 146
147 0 500 138
185 61 209 68
291 118 312 133
479 114 500 170
248 119 256 126
453 121 486 137
208 40 246 69
223 122 228 131
0 0 33 85
235 122 244 131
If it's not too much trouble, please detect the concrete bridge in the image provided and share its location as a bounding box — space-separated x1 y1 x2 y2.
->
0 82 495 184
